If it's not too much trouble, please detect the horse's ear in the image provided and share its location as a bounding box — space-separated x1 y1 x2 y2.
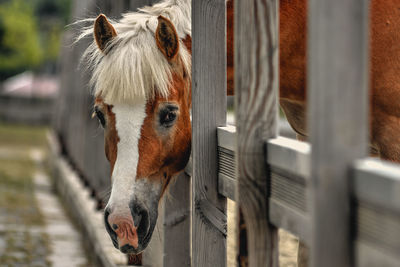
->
156 16 179 61
94 14 117 52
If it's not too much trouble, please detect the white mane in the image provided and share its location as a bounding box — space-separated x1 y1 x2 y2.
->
78 0 191 104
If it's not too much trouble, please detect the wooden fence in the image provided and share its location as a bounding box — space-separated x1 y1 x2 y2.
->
54 0 400 266
0 95 55 125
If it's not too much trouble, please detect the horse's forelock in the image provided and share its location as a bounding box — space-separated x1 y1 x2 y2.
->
76 0 191 104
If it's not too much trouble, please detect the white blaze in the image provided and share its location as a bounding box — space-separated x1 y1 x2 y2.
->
107 99 147 211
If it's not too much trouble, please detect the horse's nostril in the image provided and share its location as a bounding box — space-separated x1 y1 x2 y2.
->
134 214 142 228
137 209 149 240
130 202 150 241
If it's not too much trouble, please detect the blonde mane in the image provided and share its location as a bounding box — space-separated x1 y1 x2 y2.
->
77 0 191 104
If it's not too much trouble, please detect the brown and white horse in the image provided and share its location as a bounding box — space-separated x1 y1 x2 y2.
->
79 0 192 254
80 0 400 262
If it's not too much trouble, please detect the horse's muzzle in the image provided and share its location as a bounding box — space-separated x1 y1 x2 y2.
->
104 200 157 254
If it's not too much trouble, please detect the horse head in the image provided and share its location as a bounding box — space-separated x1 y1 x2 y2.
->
85 5 191 254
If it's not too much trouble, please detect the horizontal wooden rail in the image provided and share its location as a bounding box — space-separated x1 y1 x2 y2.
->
267 137 310 244
267 137 310 178
217 126 236 200
353 158 400 214
216 126 400 263
217 126 312 243
353 158 400 267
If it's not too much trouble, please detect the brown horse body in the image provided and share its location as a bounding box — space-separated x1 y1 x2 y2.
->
228 0 400 161
226 1 400 266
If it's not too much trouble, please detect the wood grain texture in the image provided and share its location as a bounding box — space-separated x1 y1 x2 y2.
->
234 0 279 266
192 0 227 266
163 172 191 267
307 0 369 266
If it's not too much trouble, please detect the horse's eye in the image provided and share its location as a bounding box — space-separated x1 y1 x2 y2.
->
95 107 106 127
159 108 177 128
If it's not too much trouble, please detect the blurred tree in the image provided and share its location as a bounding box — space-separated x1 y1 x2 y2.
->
0 0 71 80
0 0 43 80
35 0 72 73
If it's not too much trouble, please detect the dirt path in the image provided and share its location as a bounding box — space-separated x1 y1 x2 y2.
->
0 125 92 267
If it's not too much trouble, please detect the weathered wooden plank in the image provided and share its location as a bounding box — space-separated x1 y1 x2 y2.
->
217 129 312 205
192 0 227 266
270 169 307 212
196 199 227 235
307 0 370 266
353 160 400 264
355 202 400 255
217 174 312 243
163 172 191 267
355 241 400 267
218 173 236 201
217 126 236 151
353 158 400 213
234 0 279 266
217 127 236 201
267 137 310 178
269 199 310 244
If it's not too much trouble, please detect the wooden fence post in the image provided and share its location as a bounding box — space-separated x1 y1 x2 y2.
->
192 0 227 266
234 0 279 266
308 0 370 267
163 172 191 267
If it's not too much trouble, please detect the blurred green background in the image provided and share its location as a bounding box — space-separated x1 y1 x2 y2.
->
0 0 71 81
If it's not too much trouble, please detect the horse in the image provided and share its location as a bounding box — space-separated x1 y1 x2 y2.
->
79 0 400 263
227 0 400 160
278 0 400 161
226 0 400 161
279 1 400 265
226 0 400 266
78 0 192 254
